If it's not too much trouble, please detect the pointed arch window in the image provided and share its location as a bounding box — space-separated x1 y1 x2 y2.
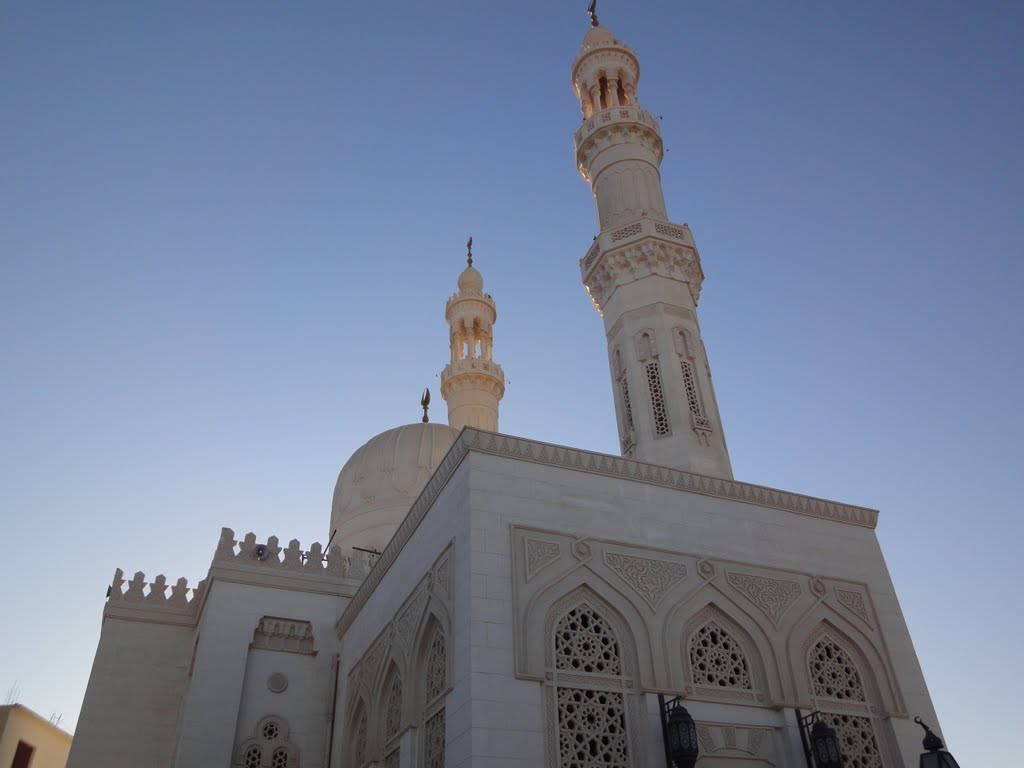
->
612 347 635 455
353 705 368 768
807 634 885 768
688 620 752 690
421 624 447 768
547 598 637 768
382 669 403 766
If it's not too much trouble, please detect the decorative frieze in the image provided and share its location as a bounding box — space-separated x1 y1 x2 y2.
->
695 723 772 758
251 617 314 655
338 427 879 639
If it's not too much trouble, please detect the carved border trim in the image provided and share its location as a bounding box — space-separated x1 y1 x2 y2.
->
336 428 878 636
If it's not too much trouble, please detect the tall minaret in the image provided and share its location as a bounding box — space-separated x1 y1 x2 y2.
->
441 238 505 432
572 12 733 479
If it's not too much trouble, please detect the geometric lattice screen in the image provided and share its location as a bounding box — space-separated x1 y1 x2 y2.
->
553 604 631 768
688 621 752 689
808 635 884 768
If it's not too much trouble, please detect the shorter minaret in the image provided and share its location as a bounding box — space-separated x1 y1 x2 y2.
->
441 238 505 432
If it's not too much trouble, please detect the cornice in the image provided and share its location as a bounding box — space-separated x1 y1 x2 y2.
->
336 427 879 638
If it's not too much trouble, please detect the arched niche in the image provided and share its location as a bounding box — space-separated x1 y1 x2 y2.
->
670 599 779 706
410 606 451 713
377 660 405 749
787 606 904 716
662 583 784 702
521 567 655 687
346 697 370 768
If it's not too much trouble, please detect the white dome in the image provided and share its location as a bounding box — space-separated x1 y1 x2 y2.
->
582 25 618 49
330 422 459 553
457 264 484 293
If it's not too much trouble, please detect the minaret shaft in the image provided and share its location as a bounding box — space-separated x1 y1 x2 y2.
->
573 25 733 479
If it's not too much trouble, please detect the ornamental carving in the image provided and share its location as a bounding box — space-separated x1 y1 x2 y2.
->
697 559 716 580
434 555 450 596
252 617 314 654
602 551 687 610
697 724 714 753
395 587 428 651
836 588 871 625
726 571 802 627
526 539 561 580
584 239 703 313
359 634 389 693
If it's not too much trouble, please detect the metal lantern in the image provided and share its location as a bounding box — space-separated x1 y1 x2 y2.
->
810 718 843 768
660 697 699 768
915 717 962 768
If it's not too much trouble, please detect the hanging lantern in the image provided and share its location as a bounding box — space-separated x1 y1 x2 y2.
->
809 718 843 768
662 699 699 768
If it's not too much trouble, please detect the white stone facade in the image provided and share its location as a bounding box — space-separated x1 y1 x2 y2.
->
68 14 943 768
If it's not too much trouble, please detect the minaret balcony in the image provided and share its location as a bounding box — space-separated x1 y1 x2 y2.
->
581 215 698 275
440 358 505 386
574 105 660 150
579 215 705 314
575 106 663 176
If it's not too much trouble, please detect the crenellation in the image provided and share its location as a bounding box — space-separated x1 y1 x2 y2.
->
106 568 202 612
209 526 371 580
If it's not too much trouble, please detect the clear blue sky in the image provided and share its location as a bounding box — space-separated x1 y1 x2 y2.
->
1 1 1021 762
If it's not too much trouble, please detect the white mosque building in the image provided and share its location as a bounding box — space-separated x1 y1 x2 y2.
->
68 13 941 768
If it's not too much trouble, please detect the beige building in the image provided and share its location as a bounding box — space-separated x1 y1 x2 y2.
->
69 12 944 768
0 705 72 768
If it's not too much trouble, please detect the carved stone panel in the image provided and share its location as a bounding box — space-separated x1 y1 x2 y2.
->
836 588 871 626
602 551 687 610
395 587 428 652
526 539 561 581
726 571 802 627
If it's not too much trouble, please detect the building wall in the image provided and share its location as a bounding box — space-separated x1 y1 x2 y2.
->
463 445 935 767
332 462 470 768
66 617 193 768
0 705 72 768
173 580 346 768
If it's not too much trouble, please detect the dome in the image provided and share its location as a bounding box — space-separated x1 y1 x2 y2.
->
582 24 618 49
330 422 459 553
457 264 484 293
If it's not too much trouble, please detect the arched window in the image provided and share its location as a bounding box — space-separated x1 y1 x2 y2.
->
807 634 885 768
233 715 298 768
383 671 402 766
421 624 447 768
353 705 368 768
688 620 752 690
550 601 634 768
612 347 635 455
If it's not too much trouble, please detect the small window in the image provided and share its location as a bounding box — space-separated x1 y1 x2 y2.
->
12 741 35 768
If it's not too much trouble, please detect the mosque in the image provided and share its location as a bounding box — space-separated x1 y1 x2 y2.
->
67 11 940 768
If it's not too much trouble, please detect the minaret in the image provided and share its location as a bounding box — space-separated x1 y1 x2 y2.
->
572 13 733 479
441 238 505 432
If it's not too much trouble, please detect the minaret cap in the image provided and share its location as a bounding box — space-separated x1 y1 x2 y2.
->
457 236 485 293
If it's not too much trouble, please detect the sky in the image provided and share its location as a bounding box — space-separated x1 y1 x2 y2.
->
1 0 1021 762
